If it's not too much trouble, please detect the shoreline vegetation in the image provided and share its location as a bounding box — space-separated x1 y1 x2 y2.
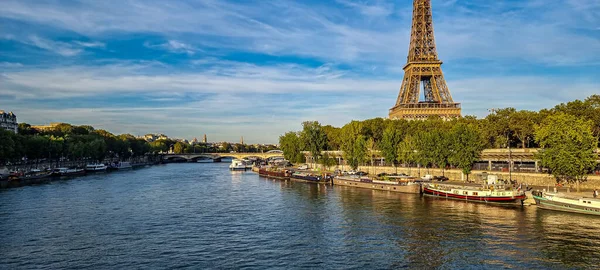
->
279 95 600 191
0 123 277 173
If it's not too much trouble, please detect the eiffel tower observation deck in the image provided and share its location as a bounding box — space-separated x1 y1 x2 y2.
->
389 0 461 120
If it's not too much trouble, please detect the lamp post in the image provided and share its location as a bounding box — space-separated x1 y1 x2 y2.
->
506 132 512 182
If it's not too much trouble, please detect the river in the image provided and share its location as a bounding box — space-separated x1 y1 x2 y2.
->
1 163 599 269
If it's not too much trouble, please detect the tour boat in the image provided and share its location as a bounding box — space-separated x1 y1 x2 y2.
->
85 163 108 172
51 167 86 177
334 176 422 194
229 159 248 171
532 191 600 216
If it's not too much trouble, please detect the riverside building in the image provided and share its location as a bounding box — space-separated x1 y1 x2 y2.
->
0 110 17 133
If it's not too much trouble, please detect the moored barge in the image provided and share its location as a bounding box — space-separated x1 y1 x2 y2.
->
333 176 421 194
422 182 526 205
290 171 329 183
532 191 600 216
258 167 292 180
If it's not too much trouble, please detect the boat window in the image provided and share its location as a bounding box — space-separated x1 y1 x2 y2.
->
473 192 478 196
464 191 468 195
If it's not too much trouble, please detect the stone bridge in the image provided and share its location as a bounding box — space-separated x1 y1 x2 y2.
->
161 152 284 162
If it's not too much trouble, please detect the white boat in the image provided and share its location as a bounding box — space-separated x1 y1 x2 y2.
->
85 163 107 172
51 167 85 177
110 162 132 170
532 191 600 216
229 159 248 171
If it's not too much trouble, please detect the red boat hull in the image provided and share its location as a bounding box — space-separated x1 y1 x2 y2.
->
423 187 526 204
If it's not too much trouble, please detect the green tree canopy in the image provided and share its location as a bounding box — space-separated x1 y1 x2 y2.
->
299 121 327 164
449 123 484 181
279 131 305 163
535 113 598 191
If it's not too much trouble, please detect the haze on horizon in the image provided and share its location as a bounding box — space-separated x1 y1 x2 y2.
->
1 0 598 144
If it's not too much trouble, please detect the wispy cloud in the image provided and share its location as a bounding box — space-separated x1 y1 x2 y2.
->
73 41 105 48
145 40 199 55
336 0 394 17
27 35 82 56
0 0 599 142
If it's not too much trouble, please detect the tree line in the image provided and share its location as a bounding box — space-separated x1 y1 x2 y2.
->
1 123 152 166
0 123 280 166
279 95 600 185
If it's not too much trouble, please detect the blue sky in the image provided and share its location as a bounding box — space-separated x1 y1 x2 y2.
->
0 0 599 143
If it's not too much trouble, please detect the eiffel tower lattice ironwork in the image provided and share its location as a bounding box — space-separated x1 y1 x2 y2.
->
389 0 461 120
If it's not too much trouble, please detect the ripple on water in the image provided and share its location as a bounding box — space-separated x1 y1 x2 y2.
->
1 163 600 269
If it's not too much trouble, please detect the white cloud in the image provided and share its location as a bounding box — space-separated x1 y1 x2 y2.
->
1 0 599 142
27 35 82 56
335 0 394 17
1 0 598 66
73 41 105 48
0 61 398 99
145 40 199 55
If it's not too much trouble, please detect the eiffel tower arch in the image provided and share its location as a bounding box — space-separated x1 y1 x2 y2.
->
389 0 461 120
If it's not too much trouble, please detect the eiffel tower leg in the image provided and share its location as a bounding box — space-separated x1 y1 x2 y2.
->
433 74 453 103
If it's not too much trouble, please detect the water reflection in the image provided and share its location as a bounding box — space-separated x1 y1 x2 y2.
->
534 211 600 268
1 164 599 269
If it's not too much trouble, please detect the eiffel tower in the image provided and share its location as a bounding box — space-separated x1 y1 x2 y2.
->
389 0 461 120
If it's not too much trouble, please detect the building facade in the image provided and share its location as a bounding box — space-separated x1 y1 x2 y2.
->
0 110 18 133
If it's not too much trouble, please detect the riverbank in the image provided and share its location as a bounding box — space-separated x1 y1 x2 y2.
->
321 165 600 191
0 160 158 189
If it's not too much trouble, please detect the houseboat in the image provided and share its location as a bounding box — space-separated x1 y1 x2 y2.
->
334 176 422 194
51 167 86 177
85 163 108 172
109 162 132 170
290 171 329 183
258 167 292 180
422 175 526 205
532 191 600 216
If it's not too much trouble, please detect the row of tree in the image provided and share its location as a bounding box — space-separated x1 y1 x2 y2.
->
279 95 599 186
1 123 152 165
0 122 281 166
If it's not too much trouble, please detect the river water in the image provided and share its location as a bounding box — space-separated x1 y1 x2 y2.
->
1 163 599 269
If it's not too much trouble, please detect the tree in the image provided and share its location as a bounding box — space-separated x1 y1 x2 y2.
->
322 125 342 150
0 129 16 164
150 140 168 153
397 135 417 174
320 152 337 171
18 123 38 136
449 123 484 182
173 142 186 154
340 121 363 170
279 131 304 163
510 110 537 148
89 139 107 162
380 124 404 172
414 129 451 175
299 121 327 165
535 113 597 192
345 135 368 170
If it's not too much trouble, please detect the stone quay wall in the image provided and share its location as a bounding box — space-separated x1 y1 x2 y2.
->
318 164 600 190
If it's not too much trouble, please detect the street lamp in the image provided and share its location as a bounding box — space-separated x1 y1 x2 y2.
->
506 132 512 182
